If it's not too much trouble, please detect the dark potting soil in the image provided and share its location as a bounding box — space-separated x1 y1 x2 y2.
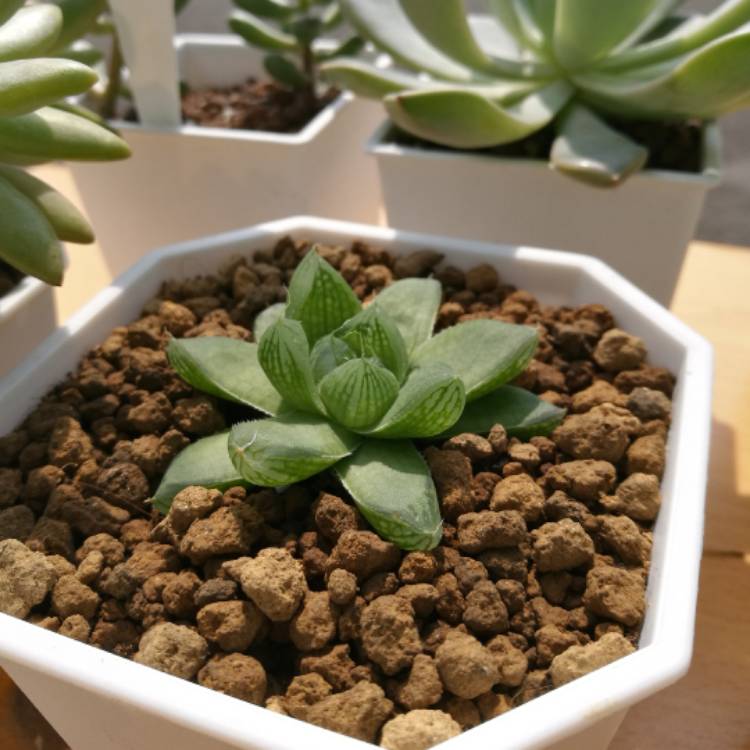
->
0 260 23 299
389 116 705 175
180 79 339 134
0 238 675 746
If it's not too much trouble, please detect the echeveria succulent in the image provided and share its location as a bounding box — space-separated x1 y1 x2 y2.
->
229 0 363 108
0 0 130 286
322 0 750 186
155 247 564 550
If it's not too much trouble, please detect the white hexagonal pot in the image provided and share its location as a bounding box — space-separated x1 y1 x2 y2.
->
0 217 712 750
68 34 384 278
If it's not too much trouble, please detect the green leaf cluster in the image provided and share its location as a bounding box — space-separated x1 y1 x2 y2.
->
157 247 564 551
320 0 750 187
228 0 362 99
0 1 130 286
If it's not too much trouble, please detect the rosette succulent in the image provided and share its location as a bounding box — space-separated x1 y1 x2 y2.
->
322 0 750 186
0 0 130 286
155 247 564 551
229 0 363 111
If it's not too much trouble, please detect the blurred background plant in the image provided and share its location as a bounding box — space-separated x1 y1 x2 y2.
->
0 0 130 288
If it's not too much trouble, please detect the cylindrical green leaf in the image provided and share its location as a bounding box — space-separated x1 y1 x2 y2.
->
319 357 399 431
0 5 63 62
0 173 63 285
258 318 322 414
48 0 107 52
0 58 98 117
56 42 104 66
0 165 93 243
0 105 131 162
264 53 308 89
0 2 25 27
229 9 297 50
234 0 295 20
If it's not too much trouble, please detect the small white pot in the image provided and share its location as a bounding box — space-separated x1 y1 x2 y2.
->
369 120 720 305
0 216 711 750
69 34 384 278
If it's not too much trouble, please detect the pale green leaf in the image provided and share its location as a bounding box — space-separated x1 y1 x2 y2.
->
335 439 442 551
0 173 63 284
310 334 356 382
285 248 361 344
383 81 573 149
412 319 538 401
153 432 245 513
229 9 297 51
258 318 321 414
48 0 107 52
511 0 555 53
0 165 93 243
0 106 130 162
56 43 104 66
441 385 565 439
167 337 284 416
253 302 286 341
0 5 62 62
234 0 295 19
264 53 307 89
368 363 465 438
373 277 441 356
319 358 400 431
550 104 648 187
229 414 360 486
0 59 97 117
0 2 26 27
315 36 365 62
335 304 409 383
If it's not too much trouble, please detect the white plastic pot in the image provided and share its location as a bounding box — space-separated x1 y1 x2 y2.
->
369 120 720 306
0 216 712 750
68 34 384 278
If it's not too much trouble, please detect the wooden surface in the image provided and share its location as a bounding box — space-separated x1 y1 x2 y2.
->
1 166 748 748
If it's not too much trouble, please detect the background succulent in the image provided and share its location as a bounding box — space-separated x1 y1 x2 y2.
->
229 0 362 111
322 0 750 186
0 0 130 287
155 247 564 550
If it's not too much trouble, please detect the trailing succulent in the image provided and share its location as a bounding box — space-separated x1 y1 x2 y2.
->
322 0 750 186
0 0 130 286
229 0 362 110
155 248 565 551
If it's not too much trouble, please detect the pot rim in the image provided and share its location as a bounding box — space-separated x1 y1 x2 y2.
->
0 275 47 325
366 117 722 187
111 33 351 146
0 216 713 750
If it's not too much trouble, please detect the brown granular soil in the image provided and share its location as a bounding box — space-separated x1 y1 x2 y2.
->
0 238 675 747
181 79 339 134
0 260 23 299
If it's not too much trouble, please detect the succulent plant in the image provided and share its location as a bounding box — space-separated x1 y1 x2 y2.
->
155 247 565 550
322 0 750 186
229 0 363 111
0 0 130 286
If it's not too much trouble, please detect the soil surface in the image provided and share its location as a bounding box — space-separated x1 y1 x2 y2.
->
181 79 339 134
0 238 675 748
0 261 23 300
390 116 704 174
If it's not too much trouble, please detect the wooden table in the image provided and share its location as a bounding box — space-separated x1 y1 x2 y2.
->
1 167 749 748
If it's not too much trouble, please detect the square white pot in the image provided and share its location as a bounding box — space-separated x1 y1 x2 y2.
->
0 217 712 750
369 120 720 306
69 34 384 278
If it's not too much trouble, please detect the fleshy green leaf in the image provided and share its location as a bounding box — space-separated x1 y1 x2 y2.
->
229 414 360 486
0 165 93 243
0 2 26 27
368 363 465 439
310 334 356 382
234 0 295 19
258 318 321 414
441 385 565 439
383 81 573 149
550 104 648 188
253 301 286 341
320 57 424 97
335 439 442 551
264 53 308 89
0 5 62 62
373 277 441 356
0 59 98 117
153 432 245 513
48 0 107 52
319 358 400 431
335 304 409 383
511 0 556 53
167 337 284 416
321 2 344 29
229 9 297 51
412 319 538 401
56 42 104 66
0 173 63 284
285 248 361 344
0 106 130 162
315 36 365 62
